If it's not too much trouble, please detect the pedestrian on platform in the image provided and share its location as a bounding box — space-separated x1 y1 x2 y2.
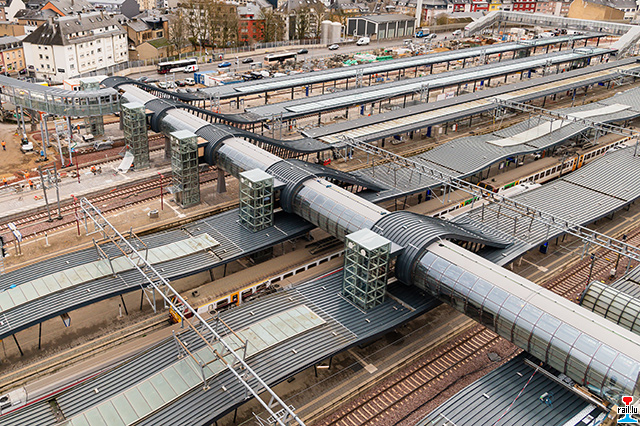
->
2 177 7 186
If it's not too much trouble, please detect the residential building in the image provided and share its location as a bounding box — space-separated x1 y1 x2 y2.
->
567 0 625 20
489 0 503 11
23 11 128 82
0 35 24 73
238 3 264 44
126 10 170 59
280 0 326 40
448 0 471 13
413 0 448 26
471 0 489 11
329 0 369 14
87 0 139 18
512 0 537 12
0 21 25 35
15 7 57 33
0 0 27 21
41 0 93 16
180 0 237 47
535 0 571 16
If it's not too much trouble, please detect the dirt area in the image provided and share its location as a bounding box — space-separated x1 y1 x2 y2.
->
0 122 39 183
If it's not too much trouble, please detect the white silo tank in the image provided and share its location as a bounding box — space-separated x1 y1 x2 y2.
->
330 21 342 43
321 20 332 45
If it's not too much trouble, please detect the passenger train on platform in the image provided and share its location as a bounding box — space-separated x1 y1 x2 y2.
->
435 137 630 219
478 138 629 193
168 251 344 323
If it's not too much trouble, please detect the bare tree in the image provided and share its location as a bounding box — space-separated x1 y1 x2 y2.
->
183 0 207 51
168 10 189 57
294 8 311 40
261 9 285 42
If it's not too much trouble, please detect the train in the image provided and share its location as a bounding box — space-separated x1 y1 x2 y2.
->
478 138 630 193
169 251 344 323
434 137 630 219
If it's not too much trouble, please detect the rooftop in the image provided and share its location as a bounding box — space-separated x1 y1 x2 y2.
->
418 353 606 426
349 13 415 23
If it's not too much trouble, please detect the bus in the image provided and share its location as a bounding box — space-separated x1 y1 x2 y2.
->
157 58 197 74
264 52 297 63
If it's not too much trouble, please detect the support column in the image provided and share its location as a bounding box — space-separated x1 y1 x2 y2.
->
170 130 200 208
217 168 226 193
239 169 274 232
342 229 391 310
121 102 149 169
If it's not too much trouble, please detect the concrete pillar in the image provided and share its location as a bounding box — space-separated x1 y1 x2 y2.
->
217 168 226 193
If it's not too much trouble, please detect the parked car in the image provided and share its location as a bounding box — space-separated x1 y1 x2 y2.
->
328 44 339 50
242 57 254 64
297 48 309 54
136 76 149 82
18 69 27 75
184 77 195 85
218 61 232 68
176 80 186 87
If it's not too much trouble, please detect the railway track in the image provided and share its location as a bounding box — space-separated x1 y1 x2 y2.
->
316 326 501 426
0 168 219 242
542 221 640 300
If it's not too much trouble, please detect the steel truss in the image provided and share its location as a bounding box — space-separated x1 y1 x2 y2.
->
339 136 640 264
492 98 640 155
78 198 305 426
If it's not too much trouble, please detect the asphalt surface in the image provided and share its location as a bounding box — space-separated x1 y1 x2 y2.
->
132 33 461 83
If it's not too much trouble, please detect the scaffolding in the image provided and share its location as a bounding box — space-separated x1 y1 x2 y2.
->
121 102 149 169
342 228 391 310
170 130 200 208
81 77 105 136
239 169 274 232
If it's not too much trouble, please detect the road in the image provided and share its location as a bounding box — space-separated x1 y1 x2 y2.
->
132 33 460 82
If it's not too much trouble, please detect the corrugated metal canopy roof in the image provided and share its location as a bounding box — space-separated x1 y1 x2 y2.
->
199 35 601 99
418 353 605 426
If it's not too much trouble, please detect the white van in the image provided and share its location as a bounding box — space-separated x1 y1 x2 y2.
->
184 64 199 73
356 37 370 46
452 29 462 37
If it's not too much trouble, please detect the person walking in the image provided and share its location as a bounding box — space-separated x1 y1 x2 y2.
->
1 140 5 151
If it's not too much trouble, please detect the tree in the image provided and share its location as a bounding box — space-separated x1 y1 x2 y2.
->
261 9 285 42
435 13 450 26
183 0 207 51
168 10 189 57
294 7 311 40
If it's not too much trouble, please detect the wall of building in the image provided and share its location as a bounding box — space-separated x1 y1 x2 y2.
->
0 22 24 36
567 0 624 20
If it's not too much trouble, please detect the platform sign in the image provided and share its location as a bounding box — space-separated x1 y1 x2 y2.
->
60 313 71 327
7 223 21 243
